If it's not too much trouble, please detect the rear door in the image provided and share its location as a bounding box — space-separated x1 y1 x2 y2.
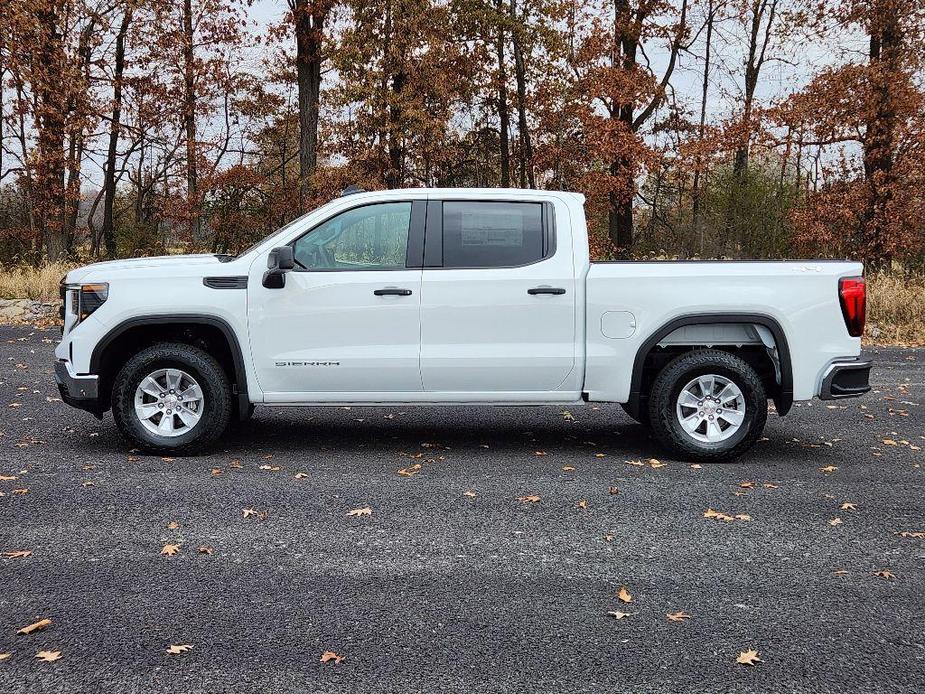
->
419 196 577 397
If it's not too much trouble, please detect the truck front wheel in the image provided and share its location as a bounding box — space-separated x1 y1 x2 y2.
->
647 349 767 463
111 342 232 454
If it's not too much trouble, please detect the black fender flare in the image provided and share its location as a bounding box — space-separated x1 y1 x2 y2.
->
626 313 793 418
89 314 250 417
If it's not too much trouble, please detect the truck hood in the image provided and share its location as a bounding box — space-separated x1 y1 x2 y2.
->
66 254 231 283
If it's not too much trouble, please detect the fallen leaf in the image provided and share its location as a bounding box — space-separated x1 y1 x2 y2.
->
608 486 620 495
346 507 372 517
35 650 61 663
832 569 849 576
463 490 477 498
898 531 925 538
739 481 755 489
607 611 633 620
17 618 51 635
648 458 666 468
241 508 268 520
734 514 752 521
575 499 588 509
617 586 632 604
210 468 223 476
690 463 702 469
561 466 575 472
534 451 547 456
12 489 28 495
166 521 180 530
736 649 762 666
820 466 838 474
161 543 181 556
161 457 175 462
398 464 422 477
516 494 540 503
294 473 309 480
1 550 31 558
666 611 691 622
840 502 856 511
0 475 17 481
166 644 193 655
0 653 10 661
320 650 343 664
829 517 843 527
197 546 214 555
874 570 895 580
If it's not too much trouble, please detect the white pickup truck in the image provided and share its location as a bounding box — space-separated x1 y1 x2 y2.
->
54 187 871 461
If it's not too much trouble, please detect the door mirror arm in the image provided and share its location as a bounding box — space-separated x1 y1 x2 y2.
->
263 246 295 289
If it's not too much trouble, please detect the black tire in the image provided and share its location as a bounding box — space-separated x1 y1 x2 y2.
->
647 349 767 463
620 402 651 428
111 342 232 455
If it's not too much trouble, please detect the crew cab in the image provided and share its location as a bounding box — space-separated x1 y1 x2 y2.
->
54 188 871 462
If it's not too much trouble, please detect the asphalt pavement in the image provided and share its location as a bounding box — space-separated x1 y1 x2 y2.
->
0 324 923 693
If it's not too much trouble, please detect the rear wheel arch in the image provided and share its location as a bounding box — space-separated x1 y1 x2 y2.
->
90 315 249 415
627 313 793 419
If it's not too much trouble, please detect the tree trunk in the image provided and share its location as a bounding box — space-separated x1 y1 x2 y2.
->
102 9 132 259
34 3 68 261
509 0 534 188
692 0 713 255
734 0 778 176
182 0 200 240
293 0 327 208
861 1 900 265
494 0 510 187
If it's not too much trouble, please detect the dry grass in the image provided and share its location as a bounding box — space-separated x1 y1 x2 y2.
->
0 261 921 345
0 262 76 302
866 272 925 346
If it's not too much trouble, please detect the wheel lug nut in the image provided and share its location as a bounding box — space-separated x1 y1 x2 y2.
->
158 403 164 408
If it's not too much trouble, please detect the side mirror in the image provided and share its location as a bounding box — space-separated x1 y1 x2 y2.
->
262 246 295 289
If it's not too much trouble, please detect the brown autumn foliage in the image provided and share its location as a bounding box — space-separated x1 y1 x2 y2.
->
0 0 924 269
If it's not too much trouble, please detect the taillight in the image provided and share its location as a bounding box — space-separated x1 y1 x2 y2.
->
838 276 866 337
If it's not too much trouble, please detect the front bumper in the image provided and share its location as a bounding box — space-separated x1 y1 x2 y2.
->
54 360 103 417
819 359 872 400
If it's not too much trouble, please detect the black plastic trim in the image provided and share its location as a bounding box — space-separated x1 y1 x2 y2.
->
627 313 794 418
88 314 250 417
406 200 426 269
820 359 872 400
55 360 103 418
423 200 443 267
203 276 248 289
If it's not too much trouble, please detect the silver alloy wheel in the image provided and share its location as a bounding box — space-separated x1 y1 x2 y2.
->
675 374 746 444
134 368 204 438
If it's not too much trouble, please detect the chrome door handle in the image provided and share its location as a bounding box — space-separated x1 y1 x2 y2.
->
373 288 412 296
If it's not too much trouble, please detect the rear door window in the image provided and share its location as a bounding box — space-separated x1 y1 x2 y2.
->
441 201 546 268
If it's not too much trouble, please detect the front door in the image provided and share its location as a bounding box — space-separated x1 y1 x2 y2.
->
248 200 425 401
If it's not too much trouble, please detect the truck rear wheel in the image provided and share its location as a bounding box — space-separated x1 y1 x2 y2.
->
647 349 767 463
111 342 232 455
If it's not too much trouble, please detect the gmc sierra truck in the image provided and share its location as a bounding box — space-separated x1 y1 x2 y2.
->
54 187 871 462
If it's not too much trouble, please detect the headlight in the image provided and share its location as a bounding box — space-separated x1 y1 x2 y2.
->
65 282 109 325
